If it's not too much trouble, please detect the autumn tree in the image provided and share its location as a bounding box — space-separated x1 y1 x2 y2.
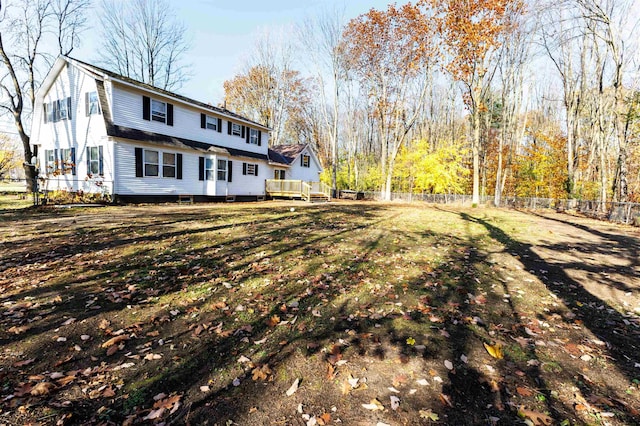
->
98 0 190 90
0 0 89 191
426 0 525 206
343 3 437 200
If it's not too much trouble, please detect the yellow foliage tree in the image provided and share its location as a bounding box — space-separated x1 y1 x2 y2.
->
394 139 470 194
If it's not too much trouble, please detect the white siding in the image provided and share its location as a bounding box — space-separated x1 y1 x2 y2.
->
113 141 267 196
33 63 111 195
288 149 322 182
110 84 269 156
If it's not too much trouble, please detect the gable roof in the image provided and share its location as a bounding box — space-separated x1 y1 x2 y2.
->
60 56 269 131
268 144 309 165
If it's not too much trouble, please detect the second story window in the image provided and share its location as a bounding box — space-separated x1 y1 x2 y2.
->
143 96 174 126
43 97 72 123
86 91 101 116
231 123 242 137
249 129 259 145
151 100 166 123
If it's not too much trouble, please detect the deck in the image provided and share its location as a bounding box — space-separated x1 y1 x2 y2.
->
265 180 331 202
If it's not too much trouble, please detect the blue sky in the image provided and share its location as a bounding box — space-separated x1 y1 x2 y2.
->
74 0 392 105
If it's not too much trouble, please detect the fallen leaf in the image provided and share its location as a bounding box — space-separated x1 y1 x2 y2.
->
143 407 165 421
439 393 453 407
252 364 272 381
200 385 210 392
101 335 129 348
8 325 31 335
13 358 35 367
31 382 56 396
362 398 384 411
516 387 533 397
317 413 331 425
285 378 300 396
419 409 439 421
444 360 454 370
390 395 400 410
266 315 280 327
483 342 504 359
518 406 553 426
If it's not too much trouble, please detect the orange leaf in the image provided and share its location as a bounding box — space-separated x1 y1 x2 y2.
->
516 386 533 397
266 315 280 327
518 406 553 426
101 335 129 348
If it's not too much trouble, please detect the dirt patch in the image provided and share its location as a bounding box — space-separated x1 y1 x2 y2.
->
0 202 638 425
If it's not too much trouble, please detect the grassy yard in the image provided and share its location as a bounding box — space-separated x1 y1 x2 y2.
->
0 200 639 425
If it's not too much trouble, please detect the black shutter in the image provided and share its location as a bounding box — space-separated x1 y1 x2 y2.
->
242 162 247 175
201 113 206 129
198 157 204 181
43 103 48 123
85 92 90 116
143 96 151 120
217 118 222 132
255 164 258 175
98 146 104 175
52 101 59 122
176 153 183 179
241 125 245 139
227 121 232 135
258 131 262 146
70 148 76 175
227 160 232 182
301 155 304 166
86 147 90 175
135 147 143 177
167 103 174 126
67 97 72 120
54 149 59 171
245 128 250 144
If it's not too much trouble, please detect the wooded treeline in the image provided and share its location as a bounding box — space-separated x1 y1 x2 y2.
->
223 0 640 205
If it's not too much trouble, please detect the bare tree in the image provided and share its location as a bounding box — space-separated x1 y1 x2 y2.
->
0 0 89 191
298 6 348 194
98 0 190 90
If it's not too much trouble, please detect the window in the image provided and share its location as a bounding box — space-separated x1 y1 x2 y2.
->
60 148 76 175
205 158 215 180
206 115 218 131
163 152 176 178
248 128 259 145
86 91 100 115
231 123 242 136
144 149 159 176
43 97 71 123
302 154 310 168
243 162 258 176
151 100 166 123
217 159 227 181
45 150 55 173
88 147 101 175
274 169 285 180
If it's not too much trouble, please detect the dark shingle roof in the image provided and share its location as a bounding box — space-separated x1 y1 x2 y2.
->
268 144 308 165
67 56 268 130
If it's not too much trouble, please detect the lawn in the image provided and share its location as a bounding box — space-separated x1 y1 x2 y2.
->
0 200 639 425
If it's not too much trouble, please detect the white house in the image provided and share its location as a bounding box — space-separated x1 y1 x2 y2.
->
268 144 323 182
30 56 324 203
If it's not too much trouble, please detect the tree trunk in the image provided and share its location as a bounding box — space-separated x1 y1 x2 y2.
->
472 109 481 206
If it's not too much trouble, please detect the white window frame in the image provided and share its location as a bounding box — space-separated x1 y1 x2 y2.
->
162 152 176 178
144 149 159 177
151 99 167 123
302 154 310 168
88 91 100 115
246 163 257 176
231 123 242 137
217 159 227 181
61 148 72 174
274 169 285 180
205 115 218 131
249 128 259 145
205 158 215 180
88 147 101 175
